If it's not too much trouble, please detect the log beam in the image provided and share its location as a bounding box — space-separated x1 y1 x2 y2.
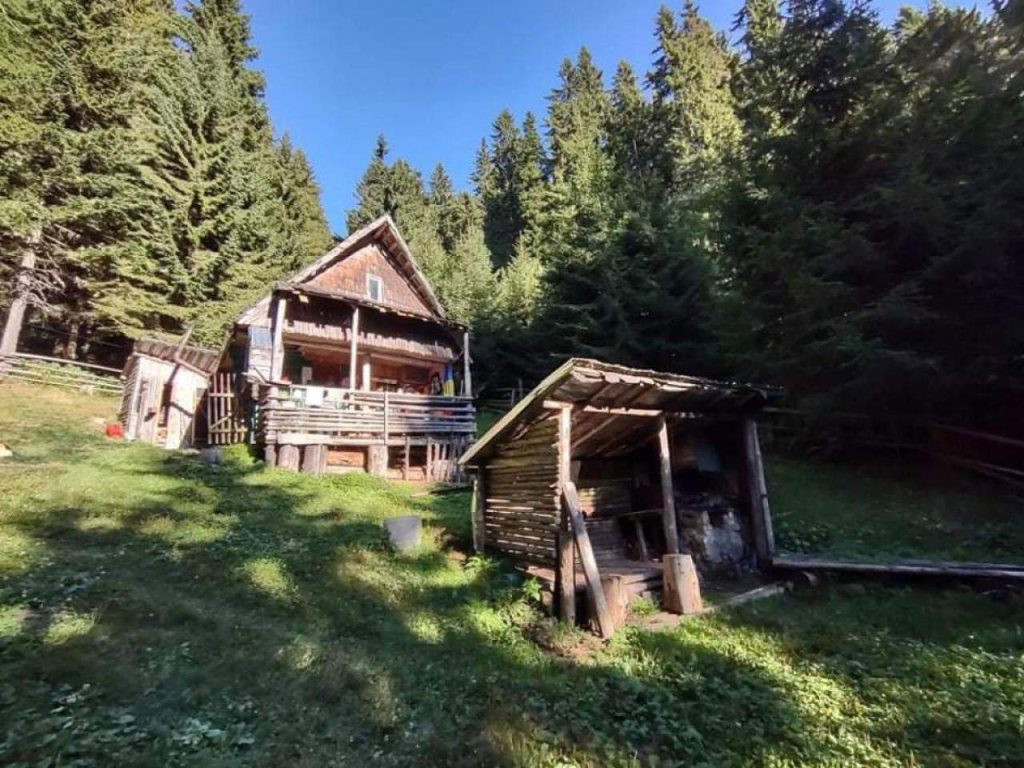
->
657 415 680 555
555 404 576 625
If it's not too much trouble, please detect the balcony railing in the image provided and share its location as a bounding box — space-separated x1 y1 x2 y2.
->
258 386 476 445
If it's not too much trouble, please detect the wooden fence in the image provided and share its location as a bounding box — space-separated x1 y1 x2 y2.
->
205 372 249 445
0 352 122 395
760 407 1024 491
477 382 527 413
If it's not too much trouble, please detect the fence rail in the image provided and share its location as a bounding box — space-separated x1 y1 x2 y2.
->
0 352 122 395
760 407 1024 491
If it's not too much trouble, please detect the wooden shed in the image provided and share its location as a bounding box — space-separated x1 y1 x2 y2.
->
459 359 782 636
119 338 220 449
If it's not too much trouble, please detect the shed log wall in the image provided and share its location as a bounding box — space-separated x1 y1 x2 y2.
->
481 414 560 566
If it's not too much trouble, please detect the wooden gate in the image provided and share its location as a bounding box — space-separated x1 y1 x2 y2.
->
205 372 248 445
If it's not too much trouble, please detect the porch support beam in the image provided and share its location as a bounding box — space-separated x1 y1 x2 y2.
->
270 294 286 381
462 331 472 397
348 305 360 390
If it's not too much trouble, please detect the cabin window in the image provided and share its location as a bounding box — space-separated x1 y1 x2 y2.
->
367 274 383 302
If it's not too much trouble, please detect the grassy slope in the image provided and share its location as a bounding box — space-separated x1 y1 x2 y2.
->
769 454 1024 563
0 383 1021 767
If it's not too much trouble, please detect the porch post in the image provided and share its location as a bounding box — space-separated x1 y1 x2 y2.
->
462 330 472 397
657 415 680 555
361 359 371 391
348 305 360 390
270 294 286 381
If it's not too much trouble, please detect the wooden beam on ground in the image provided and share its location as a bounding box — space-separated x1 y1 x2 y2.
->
657 415 680 555
771 555 1024 581
563 482 614 639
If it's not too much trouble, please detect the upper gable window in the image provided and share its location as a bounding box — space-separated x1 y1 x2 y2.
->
367 274 383 302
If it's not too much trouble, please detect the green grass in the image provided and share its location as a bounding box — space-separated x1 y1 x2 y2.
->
768 454 1024 563
1 382 1023 766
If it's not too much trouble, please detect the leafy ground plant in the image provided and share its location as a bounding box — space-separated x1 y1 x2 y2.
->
1 382 1022 766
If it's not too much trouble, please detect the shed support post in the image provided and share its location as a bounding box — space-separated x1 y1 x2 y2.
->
270 295 286 382
555 404 576 625
657 415 680 554
743 418 775 567
348 306 360 390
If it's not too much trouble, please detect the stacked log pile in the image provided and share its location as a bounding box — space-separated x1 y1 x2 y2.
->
481 414 560 566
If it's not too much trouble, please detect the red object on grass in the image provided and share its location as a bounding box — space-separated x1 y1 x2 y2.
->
106 423 124 439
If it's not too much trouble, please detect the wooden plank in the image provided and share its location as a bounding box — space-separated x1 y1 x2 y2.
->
462 330 472 397
563 482 614 639
772 555 1024 580
657 415 679 555
743 419 774 564
633 517 649 561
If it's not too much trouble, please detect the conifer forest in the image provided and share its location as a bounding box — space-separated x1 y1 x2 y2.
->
2 0 1022 429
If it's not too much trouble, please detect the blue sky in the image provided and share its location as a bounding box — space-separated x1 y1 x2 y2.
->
244 0 918 234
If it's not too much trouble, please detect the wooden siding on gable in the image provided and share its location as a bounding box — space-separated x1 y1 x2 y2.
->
305 244 435 319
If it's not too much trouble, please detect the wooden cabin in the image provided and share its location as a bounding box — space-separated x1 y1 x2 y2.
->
119 338 220 449
459 359 782 636
219 215 475 480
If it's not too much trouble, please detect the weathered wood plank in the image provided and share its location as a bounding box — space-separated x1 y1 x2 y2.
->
563 482 614 639
657 415 679 555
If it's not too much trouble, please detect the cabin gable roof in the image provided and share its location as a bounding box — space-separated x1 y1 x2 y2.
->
236 215 450 328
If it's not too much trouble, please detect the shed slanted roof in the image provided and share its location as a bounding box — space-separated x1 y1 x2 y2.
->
133 338 220 375
461 358 783 465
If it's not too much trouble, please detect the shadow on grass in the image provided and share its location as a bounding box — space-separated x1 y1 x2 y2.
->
3 447 1019 766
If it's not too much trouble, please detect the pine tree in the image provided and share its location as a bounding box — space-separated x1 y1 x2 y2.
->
0 0 178 351
648 1 741 193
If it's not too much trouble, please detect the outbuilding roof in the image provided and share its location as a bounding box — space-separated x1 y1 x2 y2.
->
133 338 220 375
461 358 783 465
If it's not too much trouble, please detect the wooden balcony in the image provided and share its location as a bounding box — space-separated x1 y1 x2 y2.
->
258 386 475 447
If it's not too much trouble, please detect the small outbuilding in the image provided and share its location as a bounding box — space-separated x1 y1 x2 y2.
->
459 358 782 636
119 338 220 449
